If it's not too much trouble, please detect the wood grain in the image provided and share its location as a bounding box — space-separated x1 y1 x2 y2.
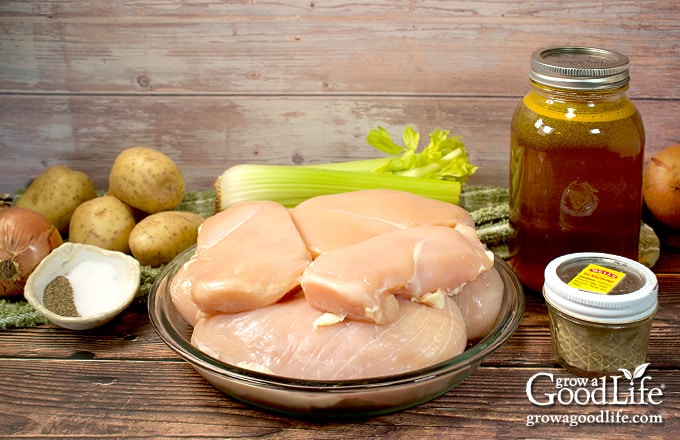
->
1 1 679 96
0 362 676 438
2 1 680 192
1 96 679 192
0 276 677 438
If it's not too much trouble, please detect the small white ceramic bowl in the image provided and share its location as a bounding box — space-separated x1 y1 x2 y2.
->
24 242 141 330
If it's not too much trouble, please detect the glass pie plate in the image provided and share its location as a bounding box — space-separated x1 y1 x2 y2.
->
148 245 524 418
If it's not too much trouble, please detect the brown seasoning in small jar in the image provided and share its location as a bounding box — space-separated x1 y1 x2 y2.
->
543 252 657 377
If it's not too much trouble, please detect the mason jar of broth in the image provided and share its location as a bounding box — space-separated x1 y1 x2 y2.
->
508 47 646 292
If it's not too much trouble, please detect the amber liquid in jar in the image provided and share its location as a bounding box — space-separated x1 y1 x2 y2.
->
509 85 645 292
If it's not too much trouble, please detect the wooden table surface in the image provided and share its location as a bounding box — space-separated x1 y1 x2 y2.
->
0 214 677 440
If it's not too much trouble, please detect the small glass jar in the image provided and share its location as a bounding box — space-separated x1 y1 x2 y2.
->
543 252 658 377
508 47 646 292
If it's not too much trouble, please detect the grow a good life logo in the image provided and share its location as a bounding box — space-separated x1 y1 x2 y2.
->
525 364 665 427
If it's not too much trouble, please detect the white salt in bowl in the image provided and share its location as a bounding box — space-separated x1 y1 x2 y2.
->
148 245 524 418
24 242 141 330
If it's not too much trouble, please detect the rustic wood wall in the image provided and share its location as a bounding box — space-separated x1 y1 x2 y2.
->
1 0 679 193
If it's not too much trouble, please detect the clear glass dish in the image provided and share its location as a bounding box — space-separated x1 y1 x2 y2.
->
148 245 524 418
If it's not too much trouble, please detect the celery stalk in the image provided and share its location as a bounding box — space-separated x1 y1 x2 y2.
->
214 126 476 211
215 164 462 211
304 157 390 172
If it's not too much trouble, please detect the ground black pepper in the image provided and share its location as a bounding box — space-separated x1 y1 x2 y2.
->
43 275 79 317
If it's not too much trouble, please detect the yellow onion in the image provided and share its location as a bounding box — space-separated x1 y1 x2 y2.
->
643 144 680 230
1 207 63 297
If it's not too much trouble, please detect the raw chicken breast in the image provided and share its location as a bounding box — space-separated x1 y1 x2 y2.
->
452 266 504 341
300 224 494 324
191 292 467 381
186 200 312 314
291 189 475 256
169 255 201 326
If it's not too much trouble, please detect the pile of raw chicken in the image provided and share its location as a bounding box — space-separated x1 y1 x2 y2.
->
170 189 503 381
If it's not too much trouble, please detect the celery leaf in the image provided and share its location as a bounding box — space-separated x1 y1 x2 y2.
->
366 126 405 155
366 125 477 183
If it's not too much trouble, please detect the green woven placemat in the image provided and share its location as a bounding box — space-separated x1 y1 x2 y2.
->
0 186 659 329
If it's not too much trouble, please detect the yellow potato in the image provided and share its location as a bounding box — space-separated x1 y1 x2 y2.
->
16 165 96 233
108 147 185 214
128 211 204 267
69 195 136 253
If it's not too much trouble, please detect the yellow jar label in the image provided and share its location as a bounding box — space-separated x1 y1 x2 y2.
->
523 94 637 122
567 263 626 294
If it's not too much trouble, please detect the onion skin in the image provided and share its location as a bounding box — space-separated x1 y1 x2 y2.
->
643 144 680 230
0 207 63 297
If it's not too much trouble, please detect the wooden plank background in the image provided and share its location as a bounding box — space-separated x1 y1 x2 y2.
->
1 0 679 192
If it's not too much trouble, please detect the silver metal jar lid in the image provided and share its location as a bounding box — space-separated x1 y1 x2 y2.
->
530 47 630 90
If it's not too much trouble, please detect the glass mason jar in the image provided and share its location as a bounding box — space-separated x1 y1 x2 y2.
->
543 252 658 377
508 47 646 292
